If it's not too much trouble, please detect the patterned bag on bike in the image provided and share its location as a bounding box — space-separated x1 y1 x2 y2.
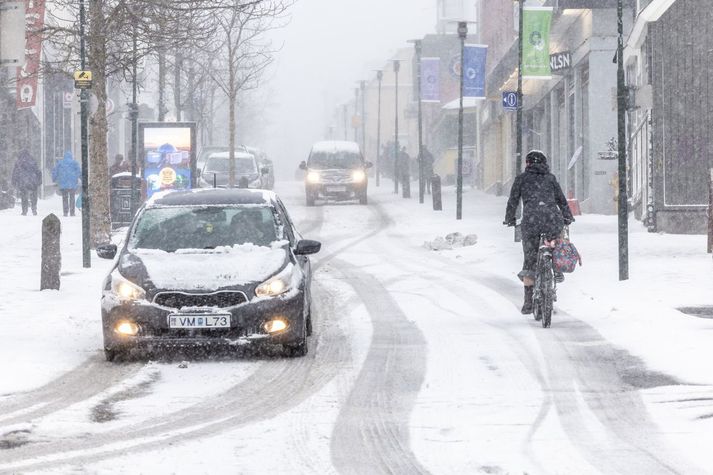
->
553 239 581 273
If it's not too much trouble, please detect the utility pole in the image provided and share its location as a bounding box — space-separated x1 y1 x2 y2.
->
375 70 383 187
393 59 400 195
456 22 467 220
516 0 524 175
617 0 629 280
411 39 425 204
79 0 90 268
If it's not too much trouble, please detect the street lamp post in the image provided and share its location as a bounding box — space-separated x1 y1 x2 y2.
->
617 0 629 280
353 87 359 142
343 104 348 140
375 70 383 187
129 15 139 219
393 59 400 195
410 39 425 204
456 21 467 220
79 0 90 267
516 0 524 175
360 80 366 157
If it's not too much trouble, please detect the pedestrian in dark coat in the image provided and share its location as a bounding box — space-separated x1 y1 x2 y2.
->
109 153 129 176
11 150 42 216
52 151 81 217
504 150 574 314
421 146 435 194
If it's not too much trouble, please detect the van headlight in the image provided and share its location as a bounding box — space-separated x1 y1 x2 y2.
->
307 171 321 184
256 265 295 298
351 170 366 183
111 272 146 302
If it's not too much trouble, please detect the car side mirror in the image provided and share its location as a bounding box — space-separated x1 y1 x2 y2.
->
365 161 373 169
261 167 269 175
299 161 307 171
294 239 321 256
96 243 118 260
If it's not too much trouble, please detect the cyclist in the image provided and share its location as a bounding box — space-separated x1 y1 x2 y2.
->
503 150 574 314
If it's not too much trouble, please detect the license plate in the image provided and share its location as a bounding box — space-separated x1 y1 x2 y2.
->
325 185 347 193
168 314 231 329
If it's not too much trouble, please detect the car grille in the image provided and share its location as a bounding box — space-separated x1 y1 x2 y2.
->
154 291 248 309
319 171 352 184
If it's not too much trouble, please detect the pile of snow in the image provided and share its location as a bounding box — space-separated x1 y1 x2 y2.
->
423 232 478 251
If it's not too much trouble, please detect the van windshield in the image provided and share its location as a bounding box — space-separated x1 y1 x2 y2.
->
308 151 362 170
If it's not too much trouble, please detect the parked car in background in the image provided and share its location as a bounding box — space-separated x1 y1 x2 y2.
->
97 188 321 361
258 158 275 190
198 151 269 189
300 141 371 206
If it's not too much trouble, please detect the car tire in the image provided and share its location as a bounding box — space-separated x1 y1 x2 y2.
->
104 348 124 362
306 193 316 207
283 340 308 357
359 192 368 205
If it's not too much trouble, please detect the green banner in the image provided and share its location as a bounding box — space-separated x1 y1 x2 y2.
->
522 7 553 78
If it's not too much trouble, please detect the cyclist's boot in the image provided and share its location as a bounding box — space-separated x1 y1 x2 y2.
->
521 286 534 314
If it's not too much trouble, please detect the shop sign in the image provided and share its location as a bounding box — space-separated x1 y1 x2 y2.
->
550 51 572 74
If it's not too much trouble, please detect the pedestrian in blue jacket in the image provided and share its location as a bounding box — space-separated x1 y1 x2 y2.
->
52 151 81 217
11 150 42 216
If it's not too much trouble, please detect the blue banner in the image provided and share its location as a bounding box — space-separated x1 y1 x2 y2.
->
421 57 440 102
463 44 488 99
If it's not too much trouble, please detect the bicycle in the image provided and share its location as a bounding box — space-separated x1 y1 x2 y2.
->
533 234 557 328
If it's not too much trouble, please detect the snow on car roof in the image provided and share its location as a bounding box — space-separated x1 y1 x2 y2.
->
310 141 361 154
208 151 255 160
147 188 277 207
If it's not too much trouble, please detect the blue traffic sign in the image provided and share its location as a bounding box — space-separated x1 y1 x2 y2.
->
502 91 519 111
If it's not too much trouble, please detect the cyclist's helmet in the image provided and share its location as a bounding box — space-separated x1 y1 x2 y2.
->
526 150 548 165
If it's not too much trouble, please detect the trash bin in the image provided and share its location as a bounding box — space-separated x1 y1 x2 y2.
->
110 174 144 229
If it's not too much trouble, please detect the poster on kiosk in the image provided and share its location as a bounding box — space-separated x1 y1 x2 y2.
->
139 122 197 199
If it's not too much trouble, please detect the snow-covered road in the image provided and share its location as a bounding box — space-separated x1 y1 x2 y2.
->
1 181 712 474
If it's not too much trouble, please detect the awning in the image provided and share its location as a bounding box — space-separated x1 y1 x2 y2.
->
442 97 482 111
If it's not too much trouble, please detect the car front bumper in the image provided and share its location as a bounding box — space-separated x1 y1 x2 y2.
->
102 289 306 353
306 182 366 199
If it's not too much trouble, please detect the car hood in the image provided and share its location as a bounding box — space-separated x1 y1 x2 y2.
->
120 243 289 292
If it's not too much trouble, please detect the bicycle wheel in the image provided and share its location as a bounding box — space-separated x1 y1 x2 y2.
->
541 264 554 328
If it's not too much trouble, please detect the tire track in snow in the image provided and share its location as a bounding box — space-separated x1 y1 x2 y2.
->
330 259 428 475
377 220 702 474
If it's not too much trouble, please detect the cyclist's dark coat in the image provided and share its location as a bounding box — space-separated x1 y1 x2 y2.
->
504 162 573 239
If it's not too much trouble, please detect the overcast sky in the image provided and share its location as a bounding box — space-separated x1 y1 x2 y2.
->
263 0 437 171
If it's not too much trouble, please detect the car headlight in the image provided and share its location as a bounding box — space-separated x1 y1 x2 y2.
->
255 264 295 298
307 171 321 184
111 272 146 302
352 170 366 183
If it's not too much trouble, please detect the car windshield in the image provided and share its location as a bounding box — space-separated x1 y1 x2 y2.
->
205 157 257 174
130 206 279 251
308 151 363 170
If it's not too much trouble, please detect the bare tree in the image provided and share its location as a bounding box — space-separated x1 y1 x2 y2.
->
40 0 241 245
206 0 291 186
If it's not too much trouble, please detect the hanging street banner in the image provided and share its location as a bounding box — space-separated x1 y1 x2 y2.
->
421 57 440 103
462 44 488 99
522 6 553 79
15 0 46 110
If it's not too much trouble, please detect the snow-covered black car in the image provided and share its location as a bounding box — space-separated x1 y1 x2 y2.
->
300 141 372 206
96 188 321 361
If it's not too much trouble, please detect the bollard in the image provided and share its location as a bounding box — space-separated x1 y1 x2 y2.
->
431 174 443 211
41 214 61 290
402 173 411 198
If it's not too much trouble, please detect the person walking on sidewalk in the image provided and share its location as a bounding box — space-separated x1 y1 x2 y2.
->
503 150 574 314
11 150 42 216
109 153 129 176
52 151 81 217
421 146 435 194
